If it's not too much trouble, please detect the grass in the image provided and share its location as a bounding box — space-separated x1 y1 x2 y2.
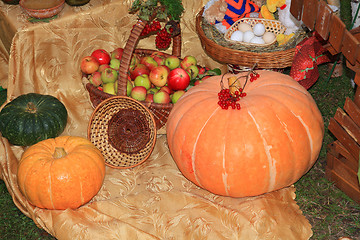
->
1 1 360 239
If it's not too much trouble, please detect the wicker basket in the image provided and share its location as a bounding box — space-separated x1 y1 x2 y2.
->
88 96 157 169
196 8 298 69
85 19 182 130
224 18 285 47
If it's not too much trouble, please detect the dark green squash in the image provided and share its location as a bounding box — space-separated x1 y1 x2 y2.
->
0 93 68 146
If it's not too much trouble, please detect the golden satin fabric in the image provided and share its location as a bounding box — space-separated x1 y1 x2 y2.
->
0 1 312 239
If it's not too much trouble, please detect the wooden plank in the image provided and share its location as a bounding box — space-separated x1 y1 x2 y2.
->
324 43 339 56
341 30 360 66
329 154 358 184
302 0 318 30
344 97 360 127
327 141 359 171
329 14 345 53
290 0 304 21
334 108 360 145
315 0 333 40
326 165 360 204
328 117 360 160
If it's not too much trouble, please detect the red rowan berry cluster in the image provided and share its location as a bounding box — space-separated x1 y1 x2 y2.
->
217 89 242 110
218 69 260 110
155 27 173 49
140 20 162 36
249 72 260 82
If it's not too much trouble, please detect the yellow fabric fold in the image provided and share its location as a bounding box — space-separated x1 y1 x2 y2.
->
0 1 312 239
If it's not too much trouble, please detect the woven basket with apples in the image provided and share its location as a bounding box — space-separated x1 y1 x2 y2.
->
81 0 220 131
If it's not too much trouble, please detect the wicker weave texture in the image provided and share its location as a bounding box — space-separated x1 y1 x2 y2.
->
88 96 156 169
85 18 181 130
195 8 297 69
224 18 285 46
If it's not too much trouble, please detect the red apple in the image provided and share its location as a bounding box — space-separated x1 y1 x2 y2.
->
140 56 158 71
167 68 191 90
150 51 166 58
149 65 169 87
198 66 206 75
145 93 154 103
180 55 197 70
153 90 171 104
130 86 147 101
80 56 99 75
159 85 173 95
98 64 110 73
88 71 102 87
129 64 150 80
194 79 202 86
111 47 124 60
150 52 166 66
91 49 111 65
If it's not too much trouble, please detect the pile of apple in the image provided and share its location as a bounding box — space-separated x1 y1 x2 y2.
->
80 48 220 104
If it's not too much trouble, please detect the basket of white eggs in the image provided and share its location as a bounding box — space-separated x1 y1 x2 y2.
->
224 18 286 47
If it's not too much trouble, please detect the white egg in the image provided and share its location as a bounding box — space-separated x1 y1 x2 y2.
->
230 30 244 41
262 31 276 43
243 30 255 43
252 23 266 37
250 36 265 44
238 23 253 32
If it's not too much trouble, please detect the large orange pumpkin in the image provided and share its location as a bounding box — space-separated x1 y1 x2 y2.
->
17 136 106 210
166 70 324 197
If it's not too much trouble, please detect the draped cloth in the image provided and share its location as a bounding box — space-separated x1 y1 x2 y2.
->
0 0 312 239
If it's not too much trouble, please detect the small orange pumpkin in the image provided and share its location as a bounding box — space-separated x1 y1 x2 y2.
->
17 136 106 210
166 70 324 198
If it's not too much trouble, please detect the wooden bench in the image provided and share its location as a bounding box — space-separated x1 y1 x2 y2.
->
290 0 360 204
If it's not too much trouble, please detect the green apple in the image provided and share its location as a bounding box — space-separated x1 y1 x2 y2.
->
134 74 151 90
170 90 186 104
109 58 121 70
103 82 116 95
185 65 199 80
127 80 134 96
147 87 159 95
164 55 180 70
101 68 118 83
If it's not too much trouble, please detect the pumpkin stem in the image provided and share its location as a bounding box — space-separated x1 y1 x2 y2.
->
26 102 37 113
53 147 67 159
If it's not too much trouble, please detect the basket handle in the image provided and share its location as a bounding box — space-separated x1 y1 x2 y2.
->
117 20 182 96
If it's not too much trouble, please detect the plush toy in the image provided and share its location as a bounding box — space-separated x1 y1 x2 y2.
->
278 0 302 35
276 33 294 45
265 0 286 13
221 0 261 28
259 0 301 45
203 0 228 25
203 0 261 28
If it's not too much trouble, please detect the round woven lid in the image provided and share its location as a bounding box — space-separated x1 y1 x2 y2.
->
87 96 157 169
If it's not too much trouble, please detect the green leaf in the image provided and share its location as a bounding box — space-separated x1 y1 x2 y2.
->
206 68 222 76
